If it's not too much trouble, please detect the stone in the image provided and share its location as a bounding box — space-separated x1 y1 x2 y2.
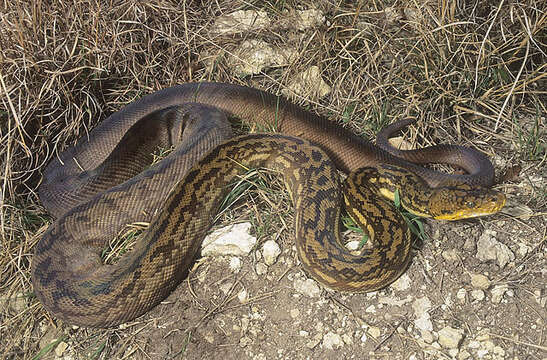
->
470 274 491 290
367 326 381 339
293 279 321 297
230 39 297 76
238 288 248 303
229 257 242 273
421 330 435 344
322 332 344 349
491 284 509 304
202 223 257 257
282 66 331 99
391 273 411 291
456 288 467 303
476 230 514 267
413 297 433 332
255 262 268 275
212 10 270 35
306 334 322 349
471 289 485 301
262 240 281 265
295 9 325 30
345 240 360 251
55 341 69 357
438 326 464 348
458 350 472 359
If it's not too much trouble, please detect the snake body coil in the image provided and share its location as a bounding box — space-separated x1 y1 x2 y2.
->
32 83 505 327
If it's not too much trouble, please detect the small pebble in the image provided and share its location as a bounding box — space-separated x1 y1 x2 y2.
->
262 240 281 265
471 289 485 301
438 326 464 349
470 274 491 290
293 279 321 297
456 288 467 303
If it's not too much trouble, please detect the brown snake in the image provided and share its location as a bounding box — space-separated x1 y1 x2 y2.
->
32 82 505 327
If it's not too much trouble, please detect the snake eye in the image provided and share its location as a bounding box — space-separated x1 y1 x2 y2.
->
466 201 475 208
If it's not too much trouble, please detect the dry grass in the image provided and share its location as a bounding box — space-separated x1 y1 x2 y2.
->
1 0 545 359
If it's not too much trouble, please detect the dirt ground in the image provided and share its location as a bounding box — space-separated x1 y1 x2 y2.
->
1 1 545 359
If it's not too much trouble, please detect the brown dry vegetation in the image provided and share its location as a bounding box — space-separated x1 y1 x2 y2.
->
1 1 546 359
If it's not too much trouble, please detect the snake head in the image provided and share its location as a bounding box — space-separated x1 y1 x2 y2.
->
429 183 506 220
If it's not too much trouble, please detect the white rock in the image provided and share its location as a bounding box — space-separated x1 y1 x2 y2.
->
345 240 361 251
413 297 433 332
456 288 467 303
262 240 281 265
491 284 509 304
342 333 353 345
388 136 414 151
458 350 472 359
219 282 233 295
421 330 435 344
290 309 300 319
229 257 242 273
55 341 69 357
212 10 270 35
230 39 297 76
282 66 331 99
471 289 485 301
306 334 322 349
293 279 321 297
391 273 411 291
365 305 376 313
295 9 325 30
438 326 464 348
476 349 488 357
202 223 257 257
470 274 491 290
476 230 514 267
367 326 381 339
415 316 433 333
517 243 531 257
255 262 268 275
468 340 481 349
238 288 248 303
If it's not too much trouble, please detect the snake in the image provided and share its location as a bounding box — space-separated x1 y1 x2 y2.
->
32 82 505 327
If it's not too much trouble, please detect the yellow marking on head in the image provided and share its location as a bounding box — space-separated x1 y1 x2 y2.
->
402 206 432 218
379 188 395 202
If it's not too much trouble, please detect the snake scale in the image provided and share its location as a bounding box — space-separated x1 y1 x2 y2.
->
32 82 505 327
